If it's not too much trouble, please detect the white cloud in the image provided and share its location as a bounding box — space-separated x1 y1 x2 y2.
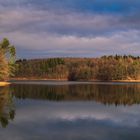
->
2 29 140 58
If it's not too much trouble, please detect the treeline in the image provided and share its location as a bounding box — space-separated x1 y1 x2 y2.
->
15 55 140 81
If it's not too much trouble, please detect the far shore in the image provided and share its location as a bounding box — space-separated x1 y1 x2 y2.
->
0 82 11 86
1 79 140 87
9 78 140 83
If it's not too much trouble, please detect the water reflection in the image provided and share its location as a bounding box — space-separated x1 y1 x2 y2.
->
11 83 140 105
1 83 140 139
0 86 15 128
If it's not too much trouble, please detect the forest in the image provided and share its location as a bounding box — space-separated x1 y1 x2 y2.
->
15 55 140 81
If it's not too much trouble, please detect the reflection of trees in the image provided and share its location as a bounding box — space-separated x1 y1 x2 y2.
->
0 87 15 128
11 84 140 105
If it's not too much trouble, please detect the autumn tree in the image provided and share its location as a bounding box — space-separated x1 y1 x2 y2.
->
0 38 16 80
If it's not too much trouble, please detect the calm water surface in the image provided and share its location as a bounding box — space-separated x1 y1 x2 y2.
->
0 81 140 140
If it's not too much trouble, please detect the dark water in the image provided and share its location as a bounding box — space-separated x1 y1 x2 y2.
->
1 82 140 140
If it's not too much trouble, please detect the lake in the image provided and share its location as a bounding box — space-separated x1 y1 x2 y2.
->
0 81 140 140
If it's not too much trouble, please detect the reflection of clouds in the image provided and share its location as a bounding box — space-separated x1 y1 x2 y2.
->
1 100 140 139
14 101 140 127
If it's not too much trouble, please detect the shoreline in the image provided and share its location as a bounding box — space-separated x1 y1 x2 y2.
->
0 82 11 86
10 78 140 83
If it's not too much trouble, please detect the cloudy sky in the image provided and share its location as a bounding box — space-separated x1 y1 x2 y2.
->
0 0 140 58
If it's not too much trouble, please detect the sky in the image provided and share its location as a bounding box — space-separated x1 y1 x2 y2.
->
0 0 140 58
